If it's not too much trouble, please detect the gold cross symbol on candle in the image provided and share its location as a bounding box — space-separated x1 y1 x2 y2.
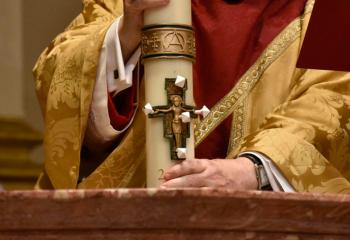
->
148 78 196 160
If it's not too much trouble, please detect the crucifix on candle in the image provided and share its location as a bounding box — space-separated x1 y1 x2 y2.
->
143 76 210 159
142 0 209 187
147 78 195 160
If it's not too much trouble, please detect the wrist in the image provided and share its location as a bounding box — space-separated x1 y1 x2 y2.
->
240 154 271 191
119 15 142 61
236 157 259 190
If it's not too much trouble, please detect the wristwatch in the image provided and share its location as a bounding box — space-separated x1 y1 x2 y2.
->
242 154 271 190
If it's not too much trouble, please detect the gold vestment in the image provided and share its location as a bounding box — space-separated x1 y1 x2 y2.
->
34 0 350 193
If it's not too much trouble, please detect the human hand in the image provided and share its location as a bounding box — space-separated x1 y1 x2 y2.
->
119 0 170 60
161 157 258 190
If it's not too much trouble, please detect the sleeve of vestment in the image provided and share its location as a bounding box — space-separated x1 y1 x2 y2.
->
33 0 124 189
233 69 350 194
84 16 141 153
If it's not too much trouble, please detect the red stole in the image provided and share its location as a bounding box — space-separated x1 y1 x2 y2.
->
109 0 307 159
193 0 307 159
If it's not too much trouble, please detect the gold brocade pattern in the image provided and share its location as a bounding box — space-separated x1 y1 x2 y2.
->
194 17 303 147
227 0 350 193
78 82 147 189
195 0 316 149
228 101 246 155
235 71 350 193
33 0 146 189
35 0 350 193
305 0 316 13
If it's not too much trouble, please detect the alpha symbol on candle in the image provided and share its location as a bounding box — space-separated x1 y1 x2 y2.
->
141 26 196 61
163 31 186 51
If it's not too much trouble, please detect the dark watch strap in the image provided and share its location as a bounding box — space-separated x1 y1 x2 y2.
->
241 154 272 190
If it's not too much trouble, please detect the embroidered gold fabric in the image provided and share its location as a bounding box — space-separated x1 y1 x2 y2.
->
196 0 316 150
34 0 145 189
34 0 350 193
227 0 350 193
194 15 304 148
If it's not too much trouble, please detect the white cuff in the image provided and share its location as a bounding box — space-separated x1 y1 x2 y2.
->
239 151 295 192
104 16 141 95
84 17 140 151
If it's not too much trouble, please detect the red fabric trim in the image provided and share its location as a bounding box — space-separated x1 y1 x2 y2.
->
107 68 138 131
192 0 307 159
107 1 307 159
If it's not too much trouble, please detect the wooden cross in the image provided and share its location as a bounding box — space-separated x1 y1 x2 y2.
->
148 78 196 160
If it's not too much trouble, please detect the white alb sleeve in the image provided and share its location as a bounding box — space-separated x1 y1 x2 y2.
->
104 17 141 95
239 151 295 192
84 17 141 151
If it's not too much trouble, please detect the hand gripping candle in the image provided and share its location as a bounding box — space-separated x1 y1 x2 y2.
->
141 0 197 187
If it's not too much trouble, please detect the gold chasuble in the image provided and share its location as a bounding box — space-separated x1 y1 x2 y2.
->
34 0 146 189
34 0 350 193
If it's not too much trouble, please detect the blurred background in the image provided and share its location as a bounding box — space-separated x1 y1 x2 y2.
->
0 0 81 189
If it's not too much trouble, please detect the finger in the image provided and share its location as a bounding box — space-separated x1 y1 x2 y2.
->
164 159 206 181
131 0 169 11
161 173 205 188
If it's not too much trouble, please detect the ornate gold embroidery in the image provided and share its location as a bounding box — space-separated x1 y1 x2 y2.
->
305 0 316 14
227 101 246 154
47 58 81 110
194 18 303 147
195 0 315 148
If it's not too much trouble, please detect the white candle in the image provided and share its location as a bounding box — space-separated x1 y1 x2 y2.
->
143 0 195 187
144 0 192 25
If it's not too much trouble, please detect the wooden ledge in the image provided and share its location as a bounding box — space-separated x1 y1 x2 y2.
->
0 189 349 239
